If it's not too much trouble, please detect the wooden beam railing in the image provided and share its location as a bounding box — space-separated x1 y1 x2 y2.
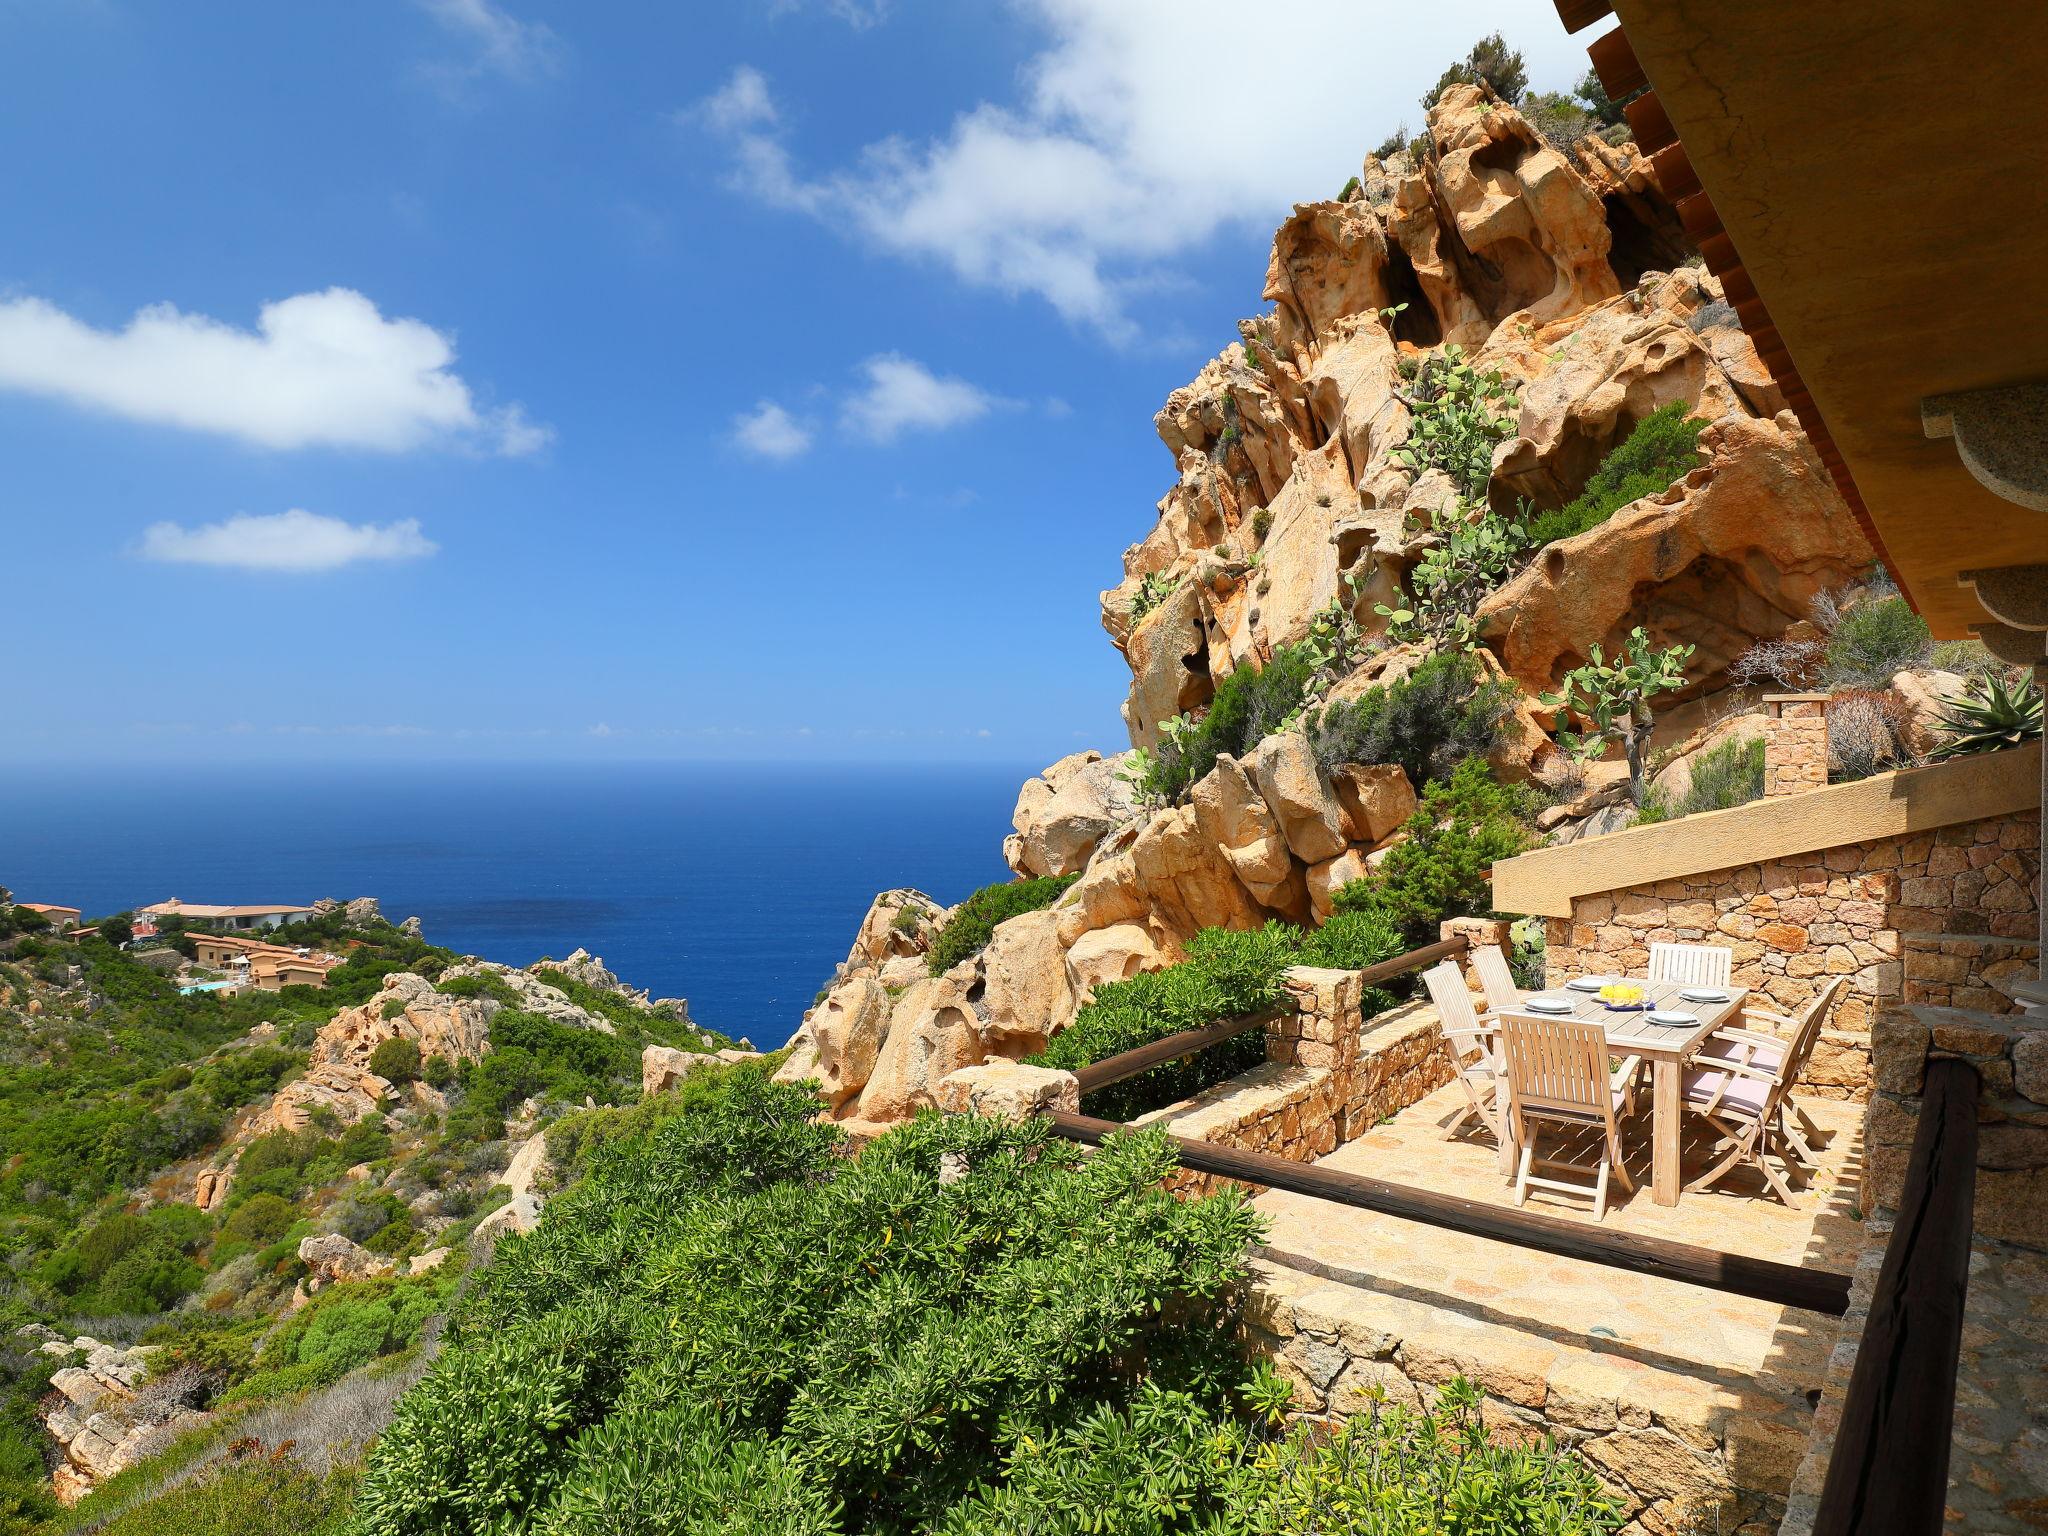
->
1811 1056 1981 1536
1071 935 1470 1096
1045 1108 1851 1315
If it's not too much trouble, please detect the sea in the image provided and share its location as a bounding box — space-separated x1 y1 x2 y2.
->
0 762 1031 1048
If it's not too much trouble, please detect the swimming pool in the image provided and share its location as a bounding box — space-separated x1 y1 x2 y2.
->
178 980 236 995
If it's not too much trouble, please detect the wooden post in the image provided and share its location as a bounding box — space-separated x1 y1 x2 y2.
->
1811 1056 1980 1536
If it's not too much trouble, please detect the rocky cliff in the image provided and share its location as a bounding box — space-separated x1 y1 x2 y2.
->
781 85 1874 1131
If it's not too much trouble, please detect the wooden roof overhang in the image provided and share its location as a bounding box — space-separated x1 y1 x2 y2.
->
1557 0 2048 642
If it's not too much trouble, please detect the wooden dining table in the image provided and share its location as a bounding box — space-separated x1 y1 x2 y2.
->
1493 978 1749 1206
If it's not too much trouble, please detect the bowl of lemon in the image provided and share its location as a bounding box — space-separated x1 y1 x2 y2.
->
1597 982 1648 1011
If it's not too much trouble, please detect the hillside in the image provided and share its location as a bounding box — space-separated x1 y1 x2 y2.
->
0 901 736 1525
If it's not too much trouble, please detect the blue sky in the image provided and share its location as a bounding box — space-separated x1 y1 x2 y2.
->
0 0 1587 765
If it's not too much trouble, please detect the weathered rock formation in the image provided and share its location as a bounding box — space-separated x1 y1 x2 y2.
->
32 1334 208 1504
791 86 1872 1133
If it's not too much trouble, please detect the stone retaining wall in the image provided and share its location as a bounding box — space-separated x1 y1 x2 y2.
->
1246 1256 1815 1536
1779 1004 2048 1535
1126 958 1457 1196
1542 809 2039 1102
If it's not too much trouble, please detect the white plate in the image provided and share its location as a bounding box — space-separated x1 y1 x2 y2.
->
1524 996 1577 1014
1564 976 1609 992
1648 1008 1698 1026
1680 987 1731 1003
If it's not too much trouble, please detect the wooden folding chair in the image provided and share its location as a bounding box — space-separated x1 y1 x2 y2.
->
1693 976 1845 1173
1468 943 1521 1013
1497 1014 1642 1221
1647 941 1734 989
1421 961 1504 1158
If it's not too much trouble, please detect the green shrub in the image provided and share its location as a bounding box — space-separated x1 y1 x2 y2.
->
1332 760 1534 944
224 1273 450 1405
942 1375 1620 1536
1528 402 1705 546
925 875 1078 976
379 997 409 1020
433 972 520 1006
367 1038 421 1085
216 1193 298 1255
1308 651 1517 788
86 1455 359 1536
353 1072 1262 1535
1823 594 1932 688
1634 733 1766 825
1140 642 1322 804
1233 1377 1621 1534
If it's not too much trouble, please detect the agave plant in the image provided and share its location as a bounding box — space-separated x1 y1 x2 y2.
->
1929 671 2043 759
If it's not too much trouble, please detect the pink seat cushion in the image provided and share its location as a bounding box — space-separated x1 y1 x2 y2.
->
1684 1066 1771 1118
1697 1036 1785 1072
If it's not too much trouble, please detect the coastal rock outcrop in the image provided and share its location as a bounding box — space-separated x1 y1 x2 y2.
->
793 84 1873 1133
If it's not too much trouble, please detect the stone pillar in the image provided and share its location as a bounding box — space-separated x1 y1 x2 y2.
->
1763 692 1830 797
1274 966 1364 1073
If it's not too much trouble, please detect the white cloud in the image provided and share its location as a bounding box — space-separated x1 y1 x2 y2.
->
693 2 1584 333
0 287 547 454
417 0 561 86
138 509 439 573
733 400 813 460
841 354 999 442
693 64 777 133
764 0 893 28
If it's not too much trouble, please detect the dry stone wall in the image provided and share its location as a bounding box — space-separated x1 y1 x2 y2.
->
1542 808 2040 1101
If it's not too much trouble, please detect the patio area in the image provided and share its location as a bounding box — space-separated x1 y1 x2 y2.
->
1241 1076 1868 1531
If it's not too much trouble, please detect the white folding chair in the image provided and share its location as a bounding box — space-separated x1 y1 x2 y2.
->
1468 943 1521 1013
1421 961 1505 1157
1498 1014 1642 1221
1647 942 1733 989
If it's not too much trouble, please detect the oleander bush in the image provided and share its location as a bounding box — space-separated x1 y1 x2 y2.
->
1527 402 1705 547
924 874 1079 975
352 1066 1266 1535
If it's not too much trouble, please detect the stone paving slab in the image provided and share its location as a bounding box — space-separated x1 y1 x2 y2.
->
1245 1081 1869 1533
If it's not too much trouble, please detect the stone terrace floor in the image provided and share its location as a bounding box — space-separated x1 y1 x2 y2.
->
1244 1080 1868 1531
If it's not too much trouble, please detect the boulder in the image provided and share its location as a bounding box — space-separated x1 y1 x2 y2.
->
1644 709 1768 808
1193 753 1307 915
1250 731 1347 865
1330 763 1417 845
1479 414 1873 698
935 1063 1080 1122
297 1233 393 1285
852 974 987 1123
979 909 1076 1053
803 974 892 1110
1009 752 1139 878
641 1044 732 1097
1306 849 1374 924
1064 923 1166 1004
844 889 947 972
1128 803 1270 942
344 896 383 925
1888 668 1967 757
